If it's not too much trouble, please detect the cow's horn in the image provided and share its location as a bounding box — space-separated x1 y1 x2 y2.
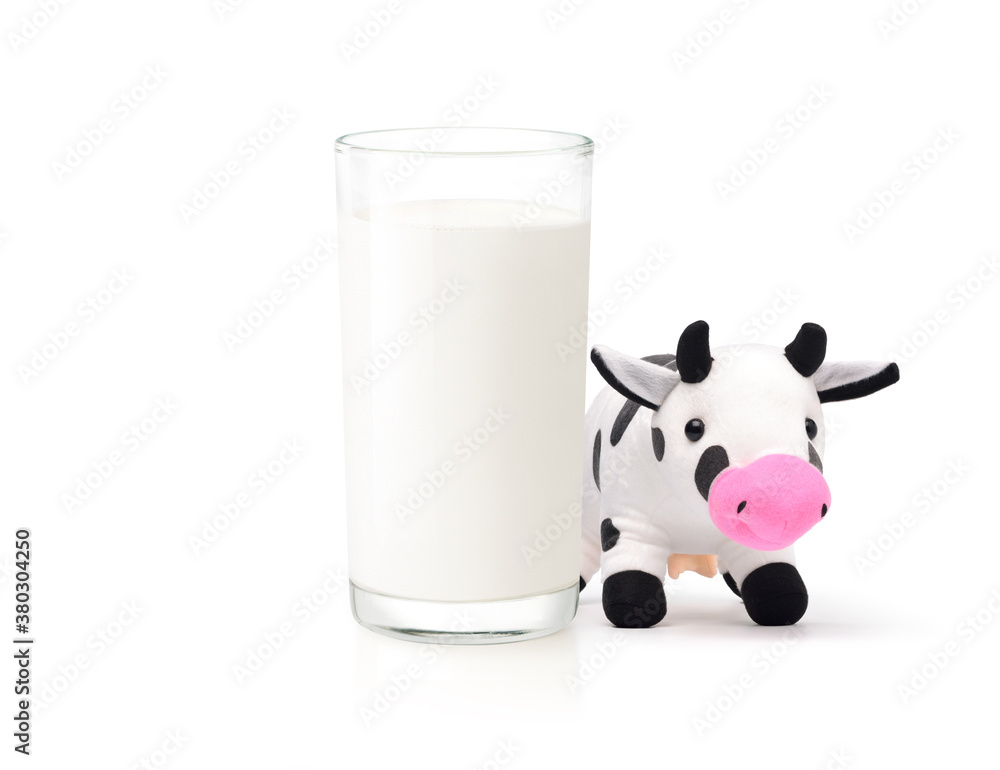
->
676 320 713 383
784 322 827 377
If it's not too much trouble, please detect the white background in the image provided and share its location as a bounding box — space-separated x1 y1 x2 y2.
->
3 0 999 767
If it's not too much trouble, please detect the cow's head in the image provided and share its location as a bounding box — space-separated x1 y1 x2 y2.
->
591 321 899 551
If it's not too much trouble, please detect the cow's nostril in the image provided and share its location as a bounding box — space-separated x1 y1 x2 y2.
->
821 504 828 518
737 501 747 514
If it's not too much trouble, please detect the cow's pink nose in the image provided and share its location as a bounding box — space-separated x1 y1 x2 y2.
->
708 454 830 551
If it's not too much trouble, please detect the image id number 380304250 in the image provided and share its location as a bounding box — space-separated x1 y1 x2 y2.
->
13 528 32 756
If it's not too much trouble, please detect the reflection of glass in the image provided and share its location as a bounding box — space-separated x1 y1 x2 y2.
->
336 127 593 643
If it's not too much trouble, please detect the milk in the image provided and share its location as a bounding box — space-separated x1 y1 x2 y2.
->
339 198 589 602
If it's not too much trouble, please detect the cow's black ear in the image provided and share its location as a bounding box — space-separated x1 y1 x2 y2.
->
814 361 900 403
591 345 681 410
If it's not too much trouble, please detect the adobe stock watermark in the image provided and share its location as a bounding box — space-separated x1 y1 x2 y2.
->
61 398 179 514
716 85 833 201
7 0 72 53
566 631 628 694
693 626 801 736
887 254 997 366
383 75 501 192
233 566 347 684
877 0 931 41
214 0 249 20
738 287 798 344
672 0 755 73
556 244 668 362
35 600 144 713
897 587 1000 706
52 65 168 182
17 268 134 384
588 115 627 157
351 278 467 393
129 730 189 770
0 557 16 589
395 407 511 524
854 459 968 575
703 286 799 377
819 749 854 770
546 0 588 30
842 126 959 245
513 169 578 232
178 106 295 223
188 440 305 555
223 235 336 352
341 0 415 65
522 501 581 565
359 611 474 726
470 739 520 770
591 438 641 498
512 116 626 232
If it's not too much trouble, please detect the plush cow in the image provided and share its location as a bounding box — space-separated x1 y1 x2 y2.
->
581 321 899 628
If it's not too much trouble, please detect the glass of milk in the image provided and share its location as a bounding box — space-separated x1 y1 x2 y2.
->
335 127 593 643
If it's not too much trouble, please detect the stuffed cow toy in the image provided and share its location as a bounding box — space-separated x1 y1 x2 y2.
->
580 320 899 628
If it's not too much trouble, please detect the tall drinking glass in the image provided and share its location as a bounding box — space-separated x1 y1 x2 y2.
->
335 127 593 643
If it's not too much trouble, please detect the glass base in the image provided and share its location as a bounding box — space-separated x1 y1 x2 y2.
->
350 580 579 645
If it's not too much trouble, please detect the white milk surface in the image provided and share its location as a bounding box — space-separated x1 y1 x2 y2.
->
339 199 589 602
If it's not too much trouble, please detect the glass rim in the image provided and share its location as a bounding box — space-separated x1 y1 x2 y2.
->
334 126 594 158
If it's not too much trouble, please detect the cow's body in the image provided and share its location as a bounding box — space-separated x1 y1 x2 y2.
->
582 346 803 591
581 322 898 628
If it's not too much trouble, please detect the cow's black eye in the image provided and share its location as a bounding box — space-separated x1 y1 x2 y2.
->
805 418 818 440
685 419 705 442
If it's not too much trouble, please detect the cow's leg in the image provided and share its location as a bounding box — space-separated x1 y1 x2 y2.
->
717 542 807 626
599 507 670 628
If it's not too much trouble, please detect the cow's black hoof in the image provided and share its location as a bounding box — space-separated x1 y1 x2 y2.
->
722 571 741 598
741 563 808 626
602 570 666 628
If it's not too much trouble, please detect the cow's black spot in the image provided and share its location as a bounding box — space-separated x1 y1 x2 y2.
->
808 442 823 473
651 427 665 462
579 576 586 592
600 518 620 551
610 400 640 446
695 445 729 500
592 430 602 491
